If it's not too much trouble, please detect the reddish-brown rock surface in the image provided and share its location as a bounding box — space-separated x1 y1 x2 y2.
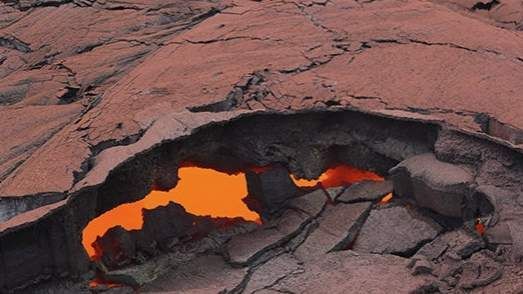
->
1 0 523 199
1 0 523 292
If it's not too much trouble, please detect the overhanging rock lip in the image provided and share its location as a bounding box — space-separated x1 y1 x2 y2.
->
71 106 445 193
0 105 520 237
391 153 474 186
0 198 67 236
0 106 434 235
0 191 66 223
70 109 258 193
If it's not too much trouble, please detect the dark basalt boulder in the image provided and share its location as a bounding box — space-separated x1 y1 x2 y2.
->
352 206 443 256
225 189 326 266
390 153 474 218
294 201 372 259
335 180 393 203
140 202 195 249
96 226 136 269
245 166 301 216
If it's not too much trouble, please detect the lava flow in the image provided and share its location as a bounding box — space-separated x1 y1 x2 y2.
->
475 218 486 236
82 167 259 258
291 165 384 188
379 193 394 204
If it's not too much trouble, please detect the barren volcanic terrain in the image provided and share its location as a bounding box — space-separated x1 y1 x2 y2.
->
1 0 523 293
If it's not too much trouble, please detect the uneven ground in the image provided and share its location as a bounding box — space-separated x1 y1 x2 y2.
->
1 0 523 293
2 0 523 200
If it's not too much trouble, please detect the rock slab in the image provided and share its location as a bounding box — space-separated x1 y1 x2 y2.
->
390 153 474 217
352 206 442 256
336 180 393 203
295 202 372 260
226 189 326 266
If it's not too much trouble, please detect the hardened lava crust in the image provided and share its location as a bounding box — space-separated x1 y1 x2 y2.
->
1 0 523 293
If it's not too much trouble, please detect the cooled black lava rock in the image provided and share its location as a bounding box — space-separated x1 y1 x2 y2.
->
459 251 503 290
295 201 372 260
325 186 346 201
138 254 247 292
269 251 428 293
335 180 393 203
94 202 198 270
390 153 474 218
140 202 195 249
225 189 326 266
246 165 301 216
416 229 484 261
96 226 136 269
352 206 442 256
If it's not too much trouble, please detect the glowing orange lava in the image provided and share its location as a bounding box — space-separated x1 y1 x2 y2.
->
89 279 120 289
379 193 394 204
291 165 384 188
82 167 259 258
475 219 485 236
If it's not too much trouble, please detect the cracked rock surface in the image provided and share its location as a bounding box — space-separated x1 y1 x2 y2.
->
2 0 523 292
2 0 523 201
136 191 431 294
352 205 443 256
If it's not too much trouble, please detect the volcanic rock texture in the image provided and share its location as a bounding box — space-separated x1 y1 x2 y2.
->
1 0 523 292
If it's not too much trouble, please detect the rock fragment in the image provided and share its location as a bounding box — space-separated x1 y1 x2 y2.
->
124 254 246 291
246 166 300 216
325 186 345 201
408 230 501 293
390 153 474 217
294 202 371 260
485 222 512 246
225 190 326 266
242 253 303 294
96 226 136 269
335 180 393 203
270 251 428 293
408 255 434 275
459 251 503 290
140 202 195 250
417 229 484 261
506 220 523 262
287 189 326 217
352 206 442 256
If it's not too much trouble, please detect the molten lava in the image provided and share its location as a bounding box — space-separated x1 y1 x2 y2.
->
475 218 485 236
379 193 394 204
291 165 384 188
82 167 259 258
89 279 120 289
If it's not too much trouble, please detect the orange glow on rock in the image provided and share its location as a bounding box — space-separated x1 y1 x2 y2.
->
475 219 485 236
291 165 384 188
89 279 120 289
82 167 259 258
379 193 394 204
290 175 321 188
250 165 272 174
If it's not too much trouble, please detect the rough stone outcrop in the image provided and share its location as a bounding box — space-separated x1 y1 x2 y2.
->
352 206 443 256
1 0 523 292
245 166 301 216
225 190 326 266
390 153 474 218
294 201 372 259
268 251 430 294
335 180 393 203
2 0 523 203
